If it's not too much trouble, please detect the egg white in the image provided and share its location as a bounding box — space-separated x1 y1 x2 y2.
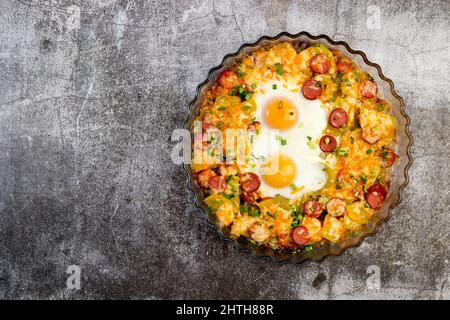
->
244 79 328 199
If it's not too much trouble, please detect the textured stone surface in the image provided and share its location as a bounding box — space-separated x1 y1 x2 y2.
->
0 0 448 299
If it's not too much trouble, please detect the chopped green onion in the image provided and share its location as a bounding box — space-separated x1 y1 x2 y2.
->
236 70 245 78
307 136 315 150
337 149 348 157
318 196 330 205
275 63 283 76
276 135 287 146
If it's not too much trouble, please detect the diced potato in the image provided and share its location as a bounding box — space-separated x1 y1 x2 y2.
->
346 201 375 224
192 151 222 173
322 215 346 243
249 223 271 242
215 203 236 227
343 213 363 231
229 195 240 208
301 216 323 243
295 44 337 75
266 42 298 67
336 129 382 184
191 163 213 173
257 196 292 236
219 164 239 177
314 74 338 102
230 215 257 237
340 70 362 98
204 194 237 227
360 108 395 144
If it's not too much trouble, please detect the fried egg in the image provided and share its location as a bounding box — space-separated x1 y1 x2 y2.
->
245 79 328 199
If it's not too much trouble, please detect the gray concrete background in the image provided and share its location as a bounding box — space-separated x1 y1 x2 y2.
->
0 0 448 299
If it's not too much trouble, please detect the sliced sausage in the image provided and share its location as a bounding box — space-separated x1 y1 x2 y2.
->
219 69 240 89
319 135 337 153
278 232 297 249
193 133 209 150
292 226 310 246
303 200 324 218
310 54 331 74
329 108 348 128
365 184 387 209
326 198 346 217
336 61 351 73
380 148 396 167
209 175 227 193
198 169 216 188
202 121 213 131
360 80 378 99
302 79 322 100
240 172 261 192
240 191 259 206
247 121 261 134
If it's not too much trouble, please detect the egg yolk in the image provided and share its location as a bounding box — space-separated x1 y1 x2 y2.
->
264 97 298 130
261 154 296 188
